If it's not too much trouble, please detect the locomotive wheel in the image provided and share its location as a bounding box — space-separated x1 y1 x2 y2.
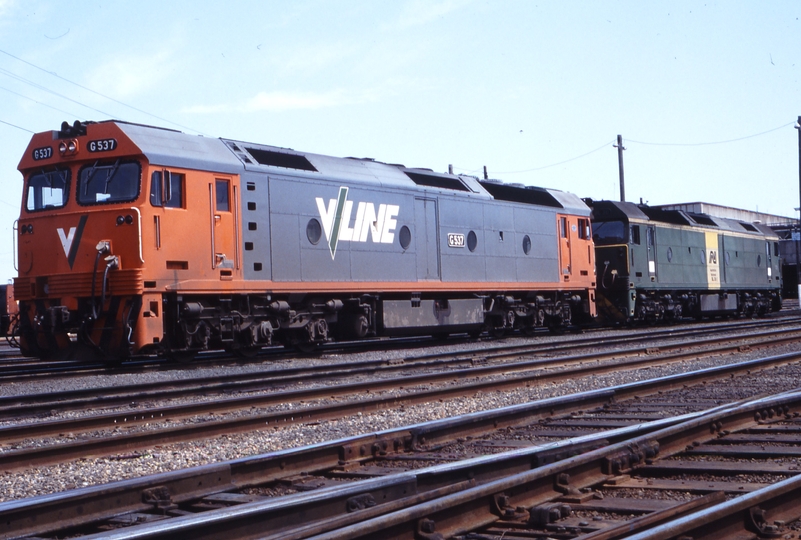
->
523 325 537 336
491 326 506 339
295 341 320 354
101 353 124 366
232 347 262 359
168 350 196 363
342 314 369 340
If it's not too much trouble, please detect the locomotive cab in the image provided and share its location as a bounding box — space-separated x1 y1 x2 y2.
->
14 121 243 361
16 125 146 360
589 201 647 321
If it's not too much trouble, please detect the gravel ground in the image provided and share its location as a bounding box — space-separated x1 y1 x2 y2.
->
0 325 800 503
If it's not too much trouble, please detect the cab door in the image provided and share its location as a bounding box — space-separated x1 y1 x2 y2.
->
414 198 440 280
209 178 239 276
646 225 657 281
557 215 572 281
766 241 773 283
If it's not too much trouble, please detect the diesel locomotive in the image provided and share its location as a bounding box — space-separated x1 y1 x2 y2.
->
0 284 16 338
13 120 596 361
589 200 782 322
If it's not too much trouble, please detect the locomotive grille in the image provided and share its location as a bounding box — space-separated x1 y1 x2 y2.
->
13 269 144 300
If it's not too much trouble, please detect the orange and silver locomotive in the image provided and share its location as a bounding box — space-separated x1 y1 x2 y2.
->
14 120 596 361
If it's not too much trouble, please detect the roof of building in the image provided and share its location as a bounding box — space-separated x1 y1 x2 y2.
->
655 202 794 226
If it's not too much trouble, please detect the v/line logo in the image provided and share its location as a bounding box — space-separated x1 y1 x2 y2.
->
316 187 400 260
56 214 88 269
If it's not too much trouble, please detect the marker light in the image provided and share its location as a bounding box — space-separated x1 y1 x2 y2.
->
58 139 79 156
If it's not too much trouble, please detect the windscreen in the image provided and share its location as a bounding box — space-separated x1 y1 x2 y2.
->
78 160 141 204
25 168 70 211
592 220 627 245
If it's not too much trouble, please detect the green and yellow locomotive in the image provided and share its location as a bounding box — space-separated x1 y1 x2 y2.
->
589 200 782 323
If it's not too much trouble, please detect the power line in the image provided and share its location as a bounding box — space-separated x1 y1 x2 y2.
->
0 196 20 209
454 139 615 176
0 84 82 119
0 48 205 135
626 121 794 146
0 119 33 133
454 120 795 177
0 66 116 118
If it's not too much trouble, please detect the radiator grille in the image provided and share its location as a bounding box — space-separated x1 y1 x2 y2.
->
14 270 143 300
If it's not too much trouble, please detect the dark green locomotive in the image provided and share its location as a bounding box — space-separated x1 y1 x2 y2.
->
588 200 782 323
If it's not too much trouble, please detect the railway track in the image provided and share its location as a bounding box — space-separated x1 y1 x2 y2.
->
0 314 797 382
0 319 800 473
2 346 801 538
3 312 792 527
3 315 800 415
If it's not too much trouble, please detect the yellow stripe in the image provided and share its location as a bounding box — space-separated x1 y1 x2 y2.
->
704 231 721 289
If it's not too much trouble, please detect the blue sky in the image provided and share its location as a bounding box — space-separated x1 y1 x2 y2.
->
0 0 800 282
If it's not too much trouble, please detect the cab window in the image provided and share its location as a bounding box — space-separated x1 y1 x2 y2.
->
77 160 141 205
25 168 70 211
150 171 184 208
592 221 626 245
630 225 641 245
215 179 230 212
578 218 590 240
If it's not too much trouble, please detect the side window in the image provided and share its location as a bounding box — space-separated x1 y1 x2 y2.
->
216 179 230 212
150 171 184 208
646 226 655 246
774 242 779 257
630 225 641 245
578 218 590 240
560 217 567 238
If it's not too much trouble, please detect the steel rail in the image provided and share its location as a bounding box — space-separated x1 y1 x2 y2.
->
3 322 801 423
403 315 801 362
0 332 472 379
1 350 800 539
623 473 801 539
51 386 801 539
280 390 801 540
0 315 795 383
1 325 800 470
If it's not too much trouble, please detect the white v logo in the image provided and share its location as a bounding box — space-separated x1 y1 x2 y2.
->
58 227 77 258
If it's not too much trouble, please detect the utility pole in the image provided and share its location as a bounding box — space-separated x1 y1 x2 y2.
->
614 134 626 202
795 117 801 299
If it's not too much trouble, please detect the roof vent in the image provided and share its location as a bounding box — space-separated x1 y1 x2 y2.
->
479 181 563 208
245 147 318 172
404 171 469 192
